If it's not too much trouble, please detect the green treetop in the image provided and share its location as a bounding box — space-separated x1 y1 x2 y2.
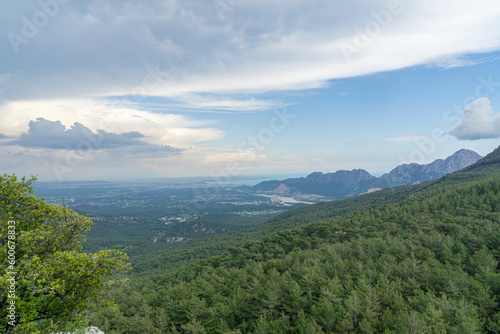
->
0 174 130 333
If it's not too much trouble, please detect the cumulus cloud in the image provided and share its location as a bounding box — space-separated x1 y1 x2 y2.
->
450 98 500 140
0 99 224 147
8 118 181 154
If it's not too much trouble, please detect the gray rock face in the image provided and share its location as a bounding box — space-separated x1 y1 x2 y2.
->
304 169 376 187
252 149 482 199
376 149 483 188
253 169 377 199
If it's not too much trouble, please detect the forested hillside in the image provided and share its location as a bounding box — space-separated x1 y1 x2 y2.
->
131 146 500 278
86 147 500 333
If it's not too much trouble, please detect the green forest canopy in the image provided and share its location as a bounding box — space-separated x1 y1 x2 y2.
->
88 148 500 333
1 146 499 333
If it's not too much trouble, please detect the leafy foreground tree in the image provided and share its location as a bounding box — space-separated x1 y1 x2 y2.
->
0 174 130 333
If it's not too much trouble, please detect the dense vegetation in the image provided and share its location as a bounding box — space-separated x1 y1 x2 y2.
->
80 210 280 269
2 147 498 332
85 148 500 333
46 184 291 267
130 145 500 278
0 175 130 333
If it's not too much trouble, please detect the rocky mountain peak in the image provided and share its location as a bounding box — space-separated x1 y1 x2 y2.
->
377 149 482 188
252 149 483 199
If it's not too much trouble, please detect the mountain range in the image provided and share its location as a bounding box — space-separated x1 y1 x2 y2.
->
252 149 482 199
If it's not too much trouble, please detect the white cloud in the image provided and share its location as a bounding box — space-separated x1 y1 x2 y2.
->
450 98 500 140
0 99 224 147
0 98 228 180
8 118 181 156
134 94 289 113
1 0 500 101
173 94 288 112
382 135 430 142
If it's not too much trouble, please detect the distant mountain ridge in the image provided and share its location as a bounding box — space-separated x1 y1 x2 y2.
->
252 149 482 199
375 148 483 188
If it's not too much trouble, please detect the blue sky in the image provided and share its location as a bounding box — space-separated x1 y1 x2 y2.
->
0 0 499 181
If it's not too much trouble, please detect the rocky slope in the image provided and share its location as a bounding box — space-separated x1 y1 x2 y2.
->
375 149 483 188
252 149 482 199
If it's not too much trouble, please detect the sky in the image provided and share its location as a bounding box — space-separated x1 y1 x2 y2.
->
1 0 500 181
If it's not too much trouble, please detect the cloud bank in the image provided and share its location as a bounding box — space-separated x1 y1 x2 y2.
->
0 99 224 147
1 0 500 103
8 118 181 154
450 98 500 140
